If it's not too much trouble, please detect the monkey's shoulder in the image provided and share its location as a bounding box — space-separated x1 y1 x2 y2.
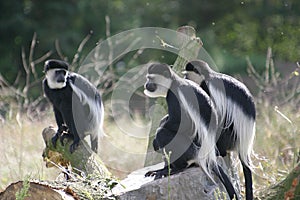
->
68 72 100 96
209 74 253 98
208 75 255 109
178 80 211 103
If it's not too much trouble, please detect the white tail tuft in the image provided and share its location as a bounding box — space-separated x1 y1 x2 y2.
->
209 84 255 168
178 89 217 181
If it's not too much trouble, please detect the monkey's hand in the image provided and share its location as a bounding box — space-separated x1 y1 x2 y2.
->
153 138 160 151
51 133 59 148
145 167 170 180
59 132 73 146
52 125 69 148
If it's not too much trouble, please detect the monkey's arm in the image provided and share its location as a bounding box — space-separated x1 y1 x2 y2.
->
60 106 80 154
53 107 64 129
51 107 69 147
153 127 175 151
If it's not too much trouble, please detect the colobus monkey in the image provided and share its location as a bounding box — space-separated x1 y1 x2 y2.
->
184 60 256 200
144 63 238 199
43 59 104 153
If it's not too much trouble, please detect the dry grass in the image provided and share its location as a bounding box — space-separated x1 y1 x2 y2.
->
253 103 299 190
1 102 298 194
0 113 59 191
0 107 150 191
0 59 299 195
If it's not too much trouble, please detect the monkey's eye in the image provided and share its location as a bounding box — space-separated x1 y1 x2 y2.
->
55 70 67 76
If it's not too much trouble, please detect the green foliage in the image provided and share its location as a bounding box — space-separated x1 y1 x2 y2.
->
1 0 299 84
15 175 31 200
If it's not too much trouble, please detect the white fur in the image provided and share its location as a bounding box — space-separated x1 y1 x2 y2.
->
208 84 255 167
178 89 217 182
182 71 204 85
45 69 68 89
69 81 104 138
144 75 172 98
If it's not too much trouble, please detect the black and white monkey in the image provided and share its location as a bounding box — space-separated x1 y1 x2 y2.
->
184 60 256 200
43 59 104 153
144 63 238 199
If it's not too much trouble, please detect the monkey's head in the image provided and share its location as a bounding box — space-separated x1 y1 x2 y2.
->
44 59 69 89
144 63 172 98
184 60 212 83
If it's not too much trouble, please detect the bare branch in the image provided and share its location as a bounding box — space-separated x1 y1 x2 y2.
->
33 50 53 66
105 15 114 74
71 31 93 70
55 39 66 60
29 32 38 79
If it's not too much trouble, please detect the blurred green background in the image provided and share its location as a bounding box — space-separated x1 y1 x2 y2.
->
1 0 299 83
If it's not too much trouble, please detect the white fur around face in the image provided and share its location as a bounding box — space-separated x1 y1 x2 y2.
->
183 71 204 85
144 74 172 98
45 69 68 89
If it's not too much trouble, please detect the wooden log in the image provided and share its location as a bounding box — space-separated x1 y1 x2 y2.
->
42 126 110 177
0 181 73 200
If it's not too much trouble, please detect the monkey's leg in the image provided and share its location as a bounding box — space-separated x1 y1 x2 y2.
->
51 132 60 148
62 111 80 153
69 134 80 154
90 134 98 153
240 159 253 200
223 153 241 199
52 108 65 148
213 164 238 200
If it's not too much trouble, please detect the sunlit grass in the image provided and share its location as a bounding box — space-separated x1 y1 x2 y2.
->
0 93 299 196
0 113 59 191
253 103 299 190
0 106 151 191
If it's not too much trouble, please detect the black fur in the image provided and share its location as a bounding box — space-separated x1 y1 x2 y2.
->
144 63 238 199
186 60 255 200
43 59 103 153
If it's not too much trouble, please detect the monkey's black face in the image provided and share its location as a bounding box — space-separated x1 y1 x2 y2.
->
182 70 203 85
185 60 212 79
183 62 205 84
144 63 173 98
145 80 157 92
144 72 172 98
45 69 68 89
